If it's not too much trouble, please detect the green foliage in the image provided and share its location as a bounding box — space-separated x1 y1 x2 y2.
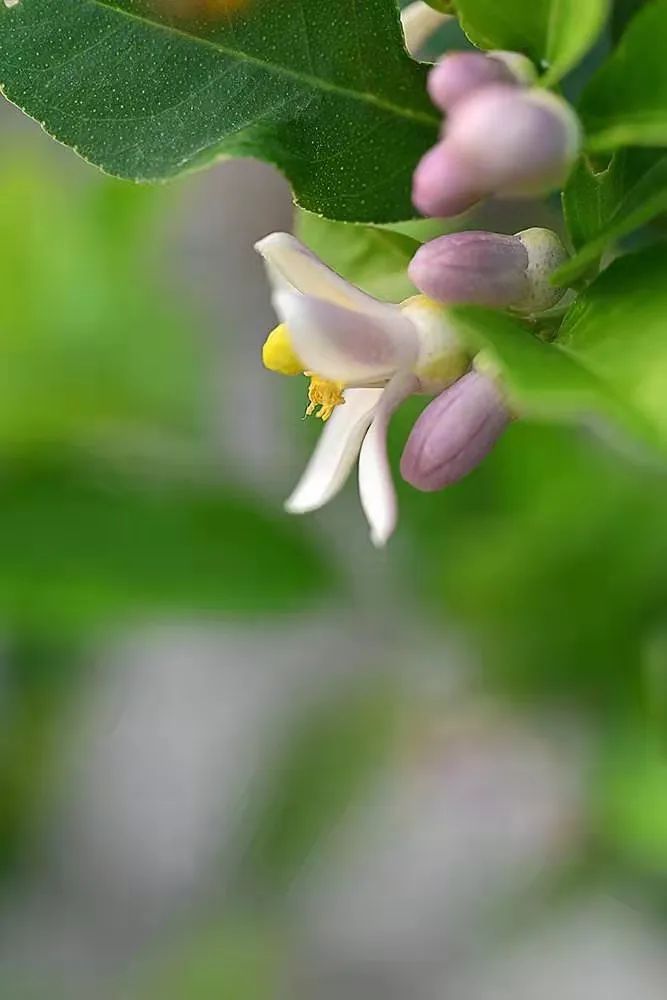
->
559 246 667 448
0 462 332 631
581 0 667 150
393 417 667 712
132 920 280 1000
295 211 419 302
0 159 201 453
0 0 437 223
448 305 662 456
454 0 609 83
423 0 454 12
450 243 667 461
559 149 667 283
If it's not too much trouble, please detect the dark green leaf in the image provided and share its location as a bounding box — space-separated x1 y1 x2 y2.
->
581 0 667 150
0 0 438 223
455 0 609 83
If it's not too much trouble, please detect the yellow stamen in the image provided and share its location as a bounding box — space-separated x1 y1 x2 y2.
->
262 323 303 375
306 376 345 421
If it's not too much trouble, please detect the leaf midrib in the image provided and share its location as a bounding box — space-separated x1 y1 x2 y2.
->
90 0 440 129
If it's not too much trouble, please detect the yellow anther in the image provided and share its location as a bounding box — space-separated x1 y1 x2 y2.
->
262 323 303 375
306 376 345 421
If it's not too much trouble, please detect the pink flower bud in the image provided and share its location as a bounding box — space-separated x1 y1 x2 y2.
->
412 141 485 218
446 85 581 197
408 227 568 313
412 86 581 218
428 52 518 112
400 370 510 492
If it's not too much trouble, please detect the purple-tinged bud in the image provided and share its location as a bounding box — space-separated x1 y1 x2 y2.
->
408 227 568 313
412 141 484 218
427 52 518 112
446 85 581 197
400 370 510 492
409 231 529 308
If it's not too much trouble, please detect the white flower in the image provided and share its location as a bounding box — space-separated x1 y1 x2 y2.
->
256 233 470 547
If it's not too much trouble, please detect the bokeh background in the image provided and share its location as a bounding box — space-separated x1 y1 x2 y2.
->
2 16 667 996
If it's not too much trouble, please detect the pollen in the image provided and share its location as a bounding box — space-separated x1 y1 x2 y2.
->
306 376 345 421
262 323 303 376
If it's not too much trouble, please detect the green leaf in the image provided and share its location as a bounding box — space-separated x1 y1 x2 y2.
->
423 0 454 12
0 155 201 452
581 0 667 151
132 919 280 1000
0 464 333 631
454 0 609 83
558 246 667 448
295 210 419 302
0 0 438 223
558 149 667 284
448 302 664 456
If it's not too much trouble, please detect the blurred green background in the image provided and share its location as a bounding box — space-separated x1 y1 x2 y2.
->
1 54 667 999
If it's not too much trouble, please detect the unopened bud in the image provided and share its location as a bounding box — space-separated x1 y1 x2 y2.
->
447 86 581 196
408 227 568 313
412 141 485 218
413 85 581 218
427 51 534 112
400 370 510 492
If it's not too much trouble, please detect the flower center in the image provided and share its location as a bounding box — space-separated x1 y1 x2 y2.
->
306 376 345 421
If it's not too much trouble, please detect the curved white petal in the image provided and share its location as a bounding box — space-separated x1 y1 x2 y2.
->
358 371 419 547
255 232 399 319
401 2 451 57
277 292 417 385
285 388 383 515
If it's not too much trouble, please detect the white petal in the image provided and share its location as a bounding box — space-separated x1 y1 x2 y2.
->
255 232 399 318
277 292 417 385
401 1 451 57
285 388 384 515
358 372 419 547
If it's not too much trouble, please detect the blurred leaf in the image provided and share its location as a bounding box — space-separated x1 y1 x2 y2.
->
0 463 334 630
394 420 667 711
244 681 399 889
132 919 281 1000
0 636 84 870
455 0 609 83
558 149 667 283
0 0 437 223
581 0 667 150
599 727 667 870
295 211 419 302
0 158 201 452
448 304 663 456
611 0 650 42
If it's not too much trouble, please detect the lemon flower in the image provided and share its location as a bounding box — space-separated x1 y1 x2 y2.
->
256 233 470 547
